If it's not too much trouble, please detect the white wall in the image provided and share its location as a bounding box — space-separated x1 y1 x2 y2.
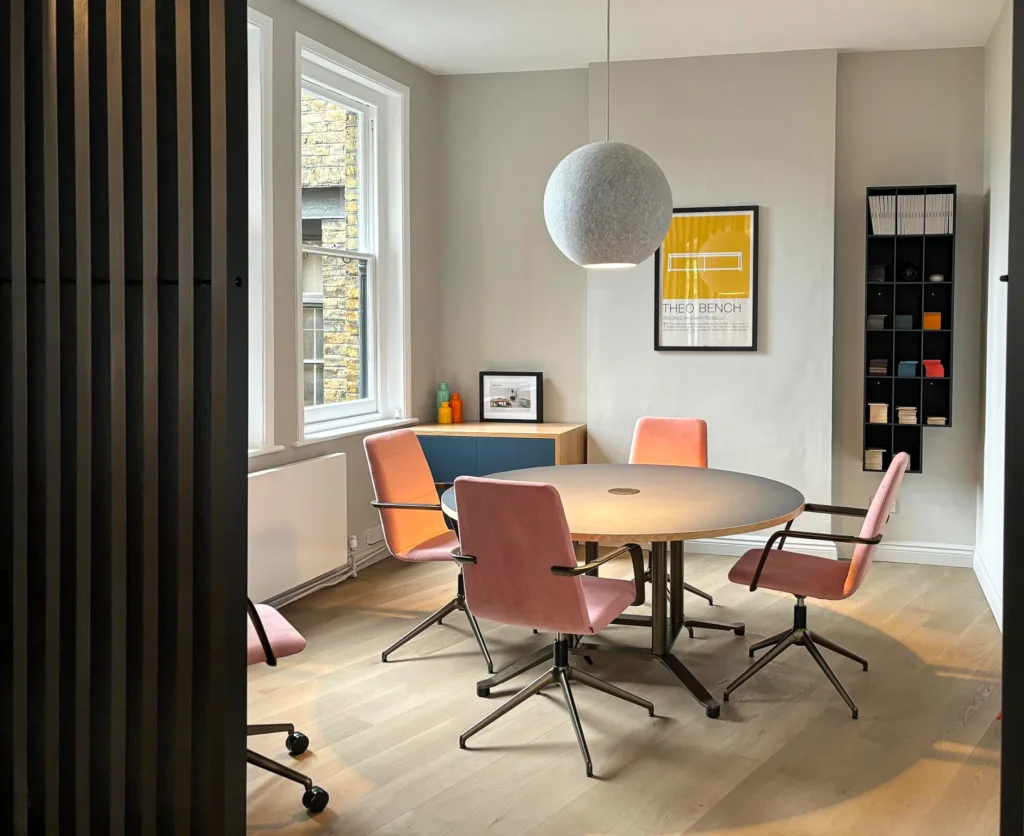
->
247 0 441 550
586 50 838 513
833 49 985 561
977 0 1013 627
437 70 590 422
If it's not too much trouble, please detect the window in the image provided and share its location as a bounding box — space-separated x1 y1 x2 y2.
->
298 39 408 438
248 9 274 451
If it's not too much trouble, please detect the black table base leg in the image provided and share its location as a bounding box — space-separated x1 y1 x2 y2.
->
656 653 721 719
683 618 746 639
475 645 552 698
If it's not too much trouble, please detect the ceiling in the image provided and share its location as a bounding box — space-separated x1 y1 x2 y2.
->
298 0 1004 75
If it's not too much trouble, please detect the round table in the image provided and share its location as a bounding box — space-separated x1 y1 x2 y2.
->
441 463 805 718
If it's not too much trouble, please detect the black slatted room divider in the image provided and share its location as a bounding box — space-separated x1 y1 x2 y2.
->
1 0 248 832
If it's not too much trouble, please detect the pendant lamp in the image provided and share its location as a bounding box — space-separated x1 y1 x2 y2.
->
543 0 672 269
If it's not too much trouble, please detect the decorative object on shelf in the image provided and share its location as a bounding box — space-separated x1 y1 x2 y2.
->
451 392 463 424
438 401 453 424
869 359 888 376
865 449 886 471
867 265 887 283
478 372 543 424
437 381 450 411
899 263 920 283
868 403 889 424
654 205 759 351
897 361 918 378
894 314 913 330
923 312 942 330
928 273 945 283
923 359 945 378
867 314 887 331
543 0 671 269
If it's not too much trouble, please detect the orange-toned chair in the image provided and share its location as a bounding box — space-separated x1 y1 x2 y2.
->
365 428 493 672
628 416 715 606
722 453 910 718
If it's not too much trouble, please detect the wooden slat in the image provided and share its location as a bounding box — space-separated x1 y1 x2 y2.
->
174 0 195 828
138 0 159 828
105 0 126 832
41 2 61 832
9 0 29 832
72 0 93 824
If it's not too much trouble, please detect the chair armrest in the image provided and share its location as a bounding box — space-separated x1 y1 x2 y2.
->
450 547 476 565
551 544 646 606
370 500 443 511
247 597 277 667
748 529 883 592
803 502 868 518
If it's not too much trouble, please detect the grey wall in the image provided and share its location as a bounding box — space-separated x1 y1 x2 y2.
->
833 49 985 549
977 0 1012 626
586 50 839 512
247 0 441 548
437 70 590 421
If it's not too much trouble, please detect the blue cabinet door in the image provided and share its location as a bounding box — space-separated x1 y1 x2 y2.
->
476 437 555 475
418 436 478 484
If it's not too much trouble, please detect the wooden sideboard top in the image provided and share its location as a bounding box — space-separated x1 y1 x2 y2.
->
413 422 585 439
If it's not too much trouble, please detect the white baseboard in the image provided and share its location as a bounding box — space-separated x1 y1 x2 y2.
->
688 534 973 568
263 544 391 608
973 549 1003 631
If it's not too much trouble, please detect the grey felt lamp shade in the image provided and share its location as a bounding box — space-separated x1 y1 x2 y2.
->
543 141 673 268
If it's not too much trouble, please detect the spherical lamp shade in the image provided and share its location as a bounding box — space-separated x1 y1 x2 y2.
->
543 141 673 269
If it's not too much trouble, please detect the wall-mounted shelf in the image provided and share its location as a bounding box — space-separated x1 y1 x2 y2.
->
863 185 956 475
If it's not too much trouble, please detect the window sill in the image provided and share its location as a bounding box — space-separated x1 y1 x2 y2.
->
248 445 287 459
294 416 419 447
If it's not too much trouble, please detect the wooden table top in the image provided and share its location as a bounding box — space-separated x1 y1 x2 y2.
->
440 463 805 544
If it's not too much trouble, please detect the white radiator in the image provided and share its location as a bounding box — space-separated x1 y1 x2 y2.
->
248 452 349 604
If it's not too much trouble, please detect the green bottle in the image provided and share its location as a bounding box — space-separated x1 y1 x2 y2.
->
437 382 450 413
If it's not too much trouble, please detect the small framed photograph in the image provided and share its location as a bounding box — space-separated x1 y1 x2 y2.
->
479 372 543 423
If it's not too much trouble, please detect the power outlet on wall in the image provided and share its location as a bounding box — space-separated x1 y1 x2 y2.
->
366 525 384 546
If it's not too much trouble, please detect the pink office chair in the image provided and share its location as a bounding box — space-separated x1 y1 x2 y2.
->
722 453 910 718
453 476 654 778
365 428 493 672
628 416 715 607
246 599 329 814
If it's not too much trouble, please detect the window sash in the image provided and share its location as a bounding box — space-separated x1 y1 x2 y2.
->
300 251 377 427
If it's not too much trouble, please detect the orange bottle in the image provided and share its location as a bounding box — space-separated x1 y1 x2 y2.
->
451 392 463 423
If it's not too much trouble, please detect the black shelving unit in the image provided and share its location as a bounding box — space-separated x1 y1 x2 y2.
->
863 185 956 475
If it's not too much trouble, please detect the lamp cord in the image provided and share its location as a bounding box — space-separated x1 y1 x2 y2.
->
606 0 610 141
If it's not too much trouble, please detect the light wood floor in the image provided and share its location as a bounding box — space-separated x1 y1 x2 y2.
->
246 553 1001 835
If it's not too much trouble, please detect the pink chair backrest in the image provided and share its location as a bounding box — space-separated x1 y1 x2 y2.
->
364 429 450 559
845 452 910 597
629 417 708 468
455 476 595 635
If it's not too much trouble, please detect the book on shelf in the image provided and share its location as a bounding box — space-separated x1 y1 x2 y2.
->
868 403 889 424
925 193 954 235
897 194 925 235
868 359 888 376
926 416 948 426
865 449 886 471
869 194 896 235
896 406 918 425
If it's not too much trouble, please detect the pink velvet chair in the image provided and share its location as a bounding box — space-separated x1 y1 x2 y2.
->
246 599 329 814
629 416 715 607
453 476 654 778
365 428 493 671
722 453 910 718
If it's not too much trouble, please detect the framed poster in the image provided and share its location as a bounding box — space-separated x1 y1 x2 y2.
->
478 371 544 423
654 205 759 351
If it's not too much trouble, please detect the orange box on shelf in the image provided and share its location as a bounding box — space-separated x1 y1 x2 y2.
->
923 312 942 330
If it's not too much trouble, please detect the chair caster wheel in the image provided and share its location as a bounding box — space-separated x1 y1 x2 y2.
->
706 704 721 719
286 731 309 756
302 786 329 814
686 627 695 639
476 685 490 698
862 663 869 672
734 626 746 637
722 692 730 702
851 710 859 720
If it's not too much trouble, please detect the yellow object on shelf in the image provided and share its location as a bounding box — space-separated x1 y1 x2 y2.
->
438 401 453 424
923 312 942 330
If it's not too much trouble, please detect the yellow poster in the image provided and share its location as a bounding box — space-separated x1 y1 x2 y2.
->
655 207 758 350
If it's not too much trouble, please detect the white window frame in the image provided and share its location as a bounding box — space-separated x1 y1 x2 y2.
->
295 35 410 440
247 9 276 453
